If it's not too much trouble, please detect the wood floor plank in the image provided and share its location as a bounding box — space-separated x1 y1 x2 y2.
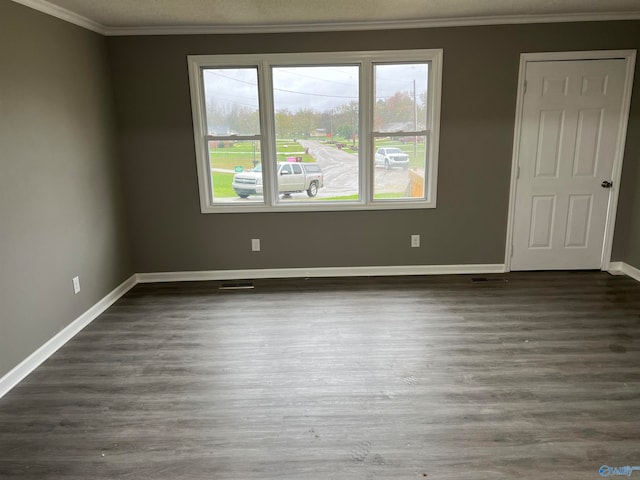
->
1 272 639 479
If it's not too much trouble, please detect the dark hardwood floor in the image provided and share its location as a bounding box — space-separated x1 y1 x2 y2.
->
1 272 639 479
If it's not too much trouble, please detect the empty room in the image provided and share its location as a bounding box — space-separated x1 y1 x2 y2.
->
1 0 640 478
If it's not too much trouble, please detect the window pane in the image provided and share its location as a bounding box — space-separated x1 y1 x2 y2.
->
203 68 260 136
374 63 429 133
210 140 263 203
373 136 428 199
272 66 360 202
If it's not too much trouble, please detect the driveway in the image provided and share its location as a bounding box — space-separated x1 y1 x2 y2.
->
297 140 411 197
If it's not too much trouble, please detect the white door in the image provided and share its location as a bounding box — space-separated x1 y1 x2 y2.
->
511 59 627 270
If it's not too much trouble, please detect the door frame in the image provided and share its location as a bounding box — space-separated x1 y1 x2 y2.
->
504 50 637 272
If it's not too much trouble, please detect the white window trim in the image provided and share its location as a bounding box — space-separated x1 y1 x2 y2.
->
187 49 443 213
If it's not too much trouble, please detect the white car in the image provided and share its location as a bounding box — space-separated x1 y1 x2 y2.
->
375 147 410 169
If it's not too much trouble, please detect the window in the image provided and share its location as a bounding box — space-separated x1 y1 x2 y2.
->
188 50 442 212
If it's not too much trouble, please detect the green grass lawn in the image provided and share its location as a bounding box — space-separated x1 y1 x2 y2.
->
211 171 237 199
209 139 314 171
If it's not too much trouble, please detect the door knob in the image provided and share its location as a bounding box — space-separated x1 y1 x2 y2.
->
601 180 613 188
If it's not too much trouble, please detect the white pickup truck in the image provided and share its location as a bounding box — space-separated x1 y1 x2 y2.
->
232 162 324 198
375 147 410 169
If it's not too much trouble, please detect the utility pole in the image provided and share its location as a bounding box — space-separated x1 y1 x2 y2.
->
252 140 257 167
330 109 333 140
412 80 418 159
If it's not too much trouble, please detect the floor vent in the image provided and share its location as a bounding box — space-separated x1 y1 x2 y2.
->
219 282 255 290
471 277 508 283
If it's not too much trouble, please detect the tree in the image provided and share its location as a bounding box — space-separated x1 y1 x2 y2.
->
228 105 259 135
336 124 354 140
293 108 319 138
205 99 258 135
378 91 414 130
335 101 359 144
275 110 295 139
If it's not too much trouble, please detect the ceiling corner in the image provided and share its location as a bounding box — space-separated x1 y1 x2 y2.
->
11 0 107 35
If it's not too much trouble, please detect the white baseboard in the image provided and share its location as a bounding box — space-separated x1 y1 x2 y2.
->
5 261 635 400
0 274 137 399
4 261 572 399
136 264 507 283
608 262 625 275
609 261 640 282
0 264 504 399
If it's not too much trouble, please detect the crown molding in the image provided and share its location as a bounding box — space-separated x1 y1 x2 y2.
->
103 11 640 36
11 0 640 37
11 0 105 34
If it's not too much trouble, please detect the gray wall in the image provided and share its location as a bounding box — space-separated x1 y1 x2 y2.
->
108 22 640 273
0 2 133 378
616 81 640 270
628 185 640 270
622 143 640 270
0 5 638 383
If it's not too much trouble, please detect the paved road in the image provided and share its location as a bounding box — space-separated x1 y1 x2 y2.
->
298 140 410 197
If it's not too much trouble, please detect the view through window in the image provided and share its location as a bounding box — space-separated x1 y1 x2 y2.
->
374 63 429 200
272 65 360 202
202 68 263 203
188 50 442 212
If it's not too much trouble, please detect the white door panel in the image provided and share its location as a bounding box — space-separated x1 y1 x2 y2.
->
528 195 556 249
565 194 593 248
511 59 627 270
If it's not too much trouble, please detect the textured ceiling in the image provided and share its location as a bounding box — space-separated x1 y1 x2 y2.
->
25 0 640 31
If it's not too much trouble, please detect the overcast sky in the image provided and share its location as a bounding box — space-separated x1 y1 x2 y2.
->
203 63 428 114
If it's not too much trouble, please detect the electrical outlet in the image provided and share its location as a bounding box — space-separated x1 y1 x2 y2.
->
411 234 420 248
72 276 81 294
251 238 261 252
